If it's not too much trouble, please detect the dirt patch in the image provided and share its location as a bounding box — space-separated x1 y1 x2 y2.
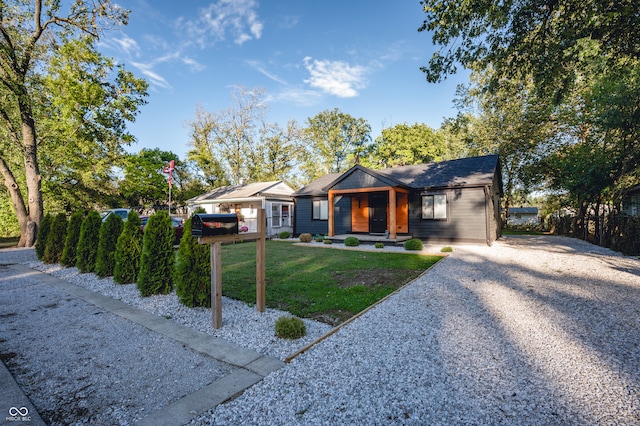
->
332 269 420 289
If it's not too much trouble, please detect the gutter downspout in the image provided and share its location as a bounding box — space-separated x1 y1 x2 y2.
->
484 185 492 246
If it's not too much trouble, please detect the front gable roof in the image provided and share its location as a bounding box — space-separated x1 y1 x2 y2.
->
188 181 293 203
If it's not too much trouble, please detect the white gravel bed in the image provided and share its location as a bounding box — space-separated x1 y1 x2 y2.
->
191 235 640 425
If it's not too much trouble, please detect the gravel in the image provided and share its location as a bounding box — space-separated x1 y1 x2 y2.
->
2 236 640 425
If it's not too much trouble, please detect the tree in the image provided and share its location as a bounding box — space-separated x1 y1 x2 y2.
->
118 148 179 208
137 212 174 296
43 213 67 264
366 123 446 168
0 1 147 247
95 213 123 277
61 211 84 267
187 87 266 186
303 108 371 179
113 210 143 284
174 217 211 308
248 120 301 182
76 210 102 273
418 0 640 98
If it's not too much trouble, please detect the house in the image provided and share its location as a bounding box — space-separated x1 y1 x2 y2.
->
622 184 640 217
187 181 295 238
506 207 540 226
293 155 503 245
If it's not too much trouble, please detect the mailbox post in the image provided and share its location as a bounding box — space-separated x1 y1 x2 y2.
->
193 209 266 329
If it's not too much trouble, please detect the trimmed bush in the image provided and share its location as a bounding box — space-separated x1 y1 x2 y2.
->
35 213 53 260
323 239 332 244
95 213 124 277
441 246 453 253
60 211 84 267
403 238 423 251
375 242 384 249
43 213 68 264
174 217 211 307
137 211 175 296
315 237 324 242
114 211 143 284
344 236 359 247
76 211 102 273
275 316 306 339
278 231 291 239
299 233 312 243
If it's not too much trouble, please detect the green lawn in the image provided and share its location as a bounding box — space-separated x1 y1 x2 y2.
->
220 241 442 325
0 237 19 249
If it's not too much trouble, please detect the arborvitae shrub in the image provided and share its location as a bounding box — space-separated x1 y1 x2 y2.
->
275 316 306 339
76 210 102 273
95 213 123 277
137 211 175 296
61 211 84 267
278 231 291 239
344 236 359 247
174 218 211 307
299 233 312 242
43 213 68 264
35 213 53 260
403 238 423 251
114 211 143 284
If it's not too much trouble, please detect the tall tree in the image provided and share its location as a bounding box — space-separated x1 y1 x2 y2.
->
118 148 179 208
186 87 266 185
247 120 301 183
366 123 446 168
303 108 371 179
0 1 147 247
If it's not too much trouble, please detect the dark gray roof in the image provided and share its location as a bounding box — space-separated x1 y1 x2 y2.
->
292 173 342 196
375 155 500 189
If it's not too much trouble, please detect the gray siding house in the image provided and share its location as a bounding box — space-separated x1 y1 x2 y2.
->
293 155 503 245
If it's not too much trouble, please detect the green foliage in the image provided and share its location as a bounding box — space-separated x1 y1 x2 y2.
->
43 213 68 264
344 236 359 247
137 212 175 296
114 211 143 284
315 237 324 242
441 246 453 253
275 316 306 339
95 213 124 277
365 123 446 168
75 211 102 273
299 233 312 243
61 211 84 267
278 231 291 239
174 218 211 307
119 149 180 207
35 214 53 260
323 239 332 244
404 238 423 251
375 243 384 249
0 194 20 238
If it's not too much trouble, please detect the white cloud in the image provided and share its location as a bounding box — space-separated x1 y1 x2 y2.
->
303 57 368 98
131 61 171 89
98 34 140 57
184 0 263 47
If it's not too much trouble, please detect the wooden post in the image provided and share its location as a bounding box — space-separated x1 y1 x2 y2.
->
256 208 266 312
389 188 397 239
211 241 222 329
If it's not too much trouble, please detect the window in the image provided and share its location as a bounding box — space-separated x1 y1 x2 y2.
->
282 205 290 226
422 194 447 220
313 200 328 220
271 204 281 227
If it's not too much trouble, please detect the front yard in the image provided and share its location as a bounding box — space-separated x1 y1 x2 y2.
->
220 241 442 325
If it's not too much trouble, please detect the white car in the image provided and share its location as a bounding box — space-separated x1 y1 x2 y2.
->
100 208 131 222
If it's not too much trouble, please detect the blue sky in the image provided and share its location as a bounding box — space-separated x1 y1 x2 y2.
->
100 0 469 160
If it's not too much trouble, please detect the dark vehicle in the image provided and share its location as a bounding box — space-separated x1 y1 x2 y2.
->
140 215 184 245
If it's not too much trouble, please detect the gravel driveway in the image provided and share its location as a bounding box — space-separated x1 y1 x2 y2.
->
2 235 639 425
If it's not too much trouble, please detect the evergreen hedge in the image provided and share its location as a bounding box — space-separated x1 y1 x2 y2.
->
137 211 175 296
174 218 211 307
76 210 102 273
35 213 52 260
95 213 124 277
43 213 68 264
60 211 84 267
114 211 143 284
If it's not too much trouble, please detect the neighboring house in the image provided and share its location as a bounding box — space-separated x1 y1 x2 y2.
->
622 184 640 217
506 207 540 226
187 181 295 238
293 155 503 245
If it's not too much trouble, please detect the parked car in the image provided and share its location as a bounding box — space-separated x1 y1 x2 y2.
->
140 215 184 245
100 208 131 222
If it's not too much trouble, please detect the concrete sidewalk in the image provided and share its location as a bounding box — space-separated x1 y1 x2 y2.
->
0 264 285 425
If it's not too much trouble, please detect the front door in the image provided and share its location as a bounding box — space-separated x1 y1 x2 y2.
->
369 192 388 234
